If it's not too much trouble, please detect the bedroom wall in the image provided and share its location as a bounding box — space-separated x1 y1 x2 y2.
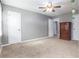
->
72 14 79 40
50 13 79 40
22 11 49 41
59 14 72 22
2 4 51 44
49 14 72 39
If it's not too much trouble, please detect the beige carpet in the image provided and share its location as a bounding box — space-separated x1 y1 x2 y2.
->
0 37 79 58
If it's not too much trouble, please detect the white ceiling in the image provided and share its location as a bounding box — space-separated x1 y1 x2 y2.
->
2 0 79 17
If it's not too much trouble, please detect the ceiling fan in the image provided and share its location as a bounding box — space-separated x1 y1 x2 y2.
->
39 2 61 12
38 0 76 12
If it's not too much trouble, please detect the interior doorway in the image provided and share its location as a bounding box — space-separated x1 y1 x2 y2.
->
53 21 58 37
48 18 59 38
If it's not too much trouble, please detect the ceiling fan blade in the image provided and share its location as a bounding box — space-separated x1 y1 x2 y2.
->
54 6 61 8
39 7 46 9
43 9 47 12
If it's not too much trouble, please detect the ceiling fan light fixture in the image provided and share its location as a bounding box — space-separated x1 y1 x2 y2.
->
71 9 76 19
47 8 52 12
72 9 76 14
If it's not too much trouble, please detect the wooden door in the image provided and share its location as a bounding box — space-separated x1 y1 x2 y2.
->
60 22 71 40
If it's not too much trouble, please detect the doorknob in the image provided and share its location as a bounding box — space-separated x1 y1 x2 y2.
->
18 29 20 31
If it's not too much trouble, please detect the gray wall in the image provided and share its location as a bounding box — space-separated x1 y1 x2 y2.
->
22 11 49 41
59 14 72 22
0 3 2 44
56 13 72 22
2 4 51 44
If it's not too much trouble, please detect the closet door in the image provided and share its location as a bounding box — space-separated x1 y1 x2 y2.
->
60 22 71 40
7 11 21 44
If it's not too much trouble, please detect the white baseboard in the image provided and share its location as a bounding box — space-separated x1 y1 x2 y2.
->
72 39 79 40
1 36 49 47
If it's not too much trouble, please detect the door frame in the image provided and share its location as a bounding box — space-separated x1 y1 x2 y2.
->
48 18 60 38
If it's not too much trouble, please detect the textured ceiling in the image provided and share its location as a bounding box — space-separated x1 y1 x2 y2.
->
2 0 79 17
